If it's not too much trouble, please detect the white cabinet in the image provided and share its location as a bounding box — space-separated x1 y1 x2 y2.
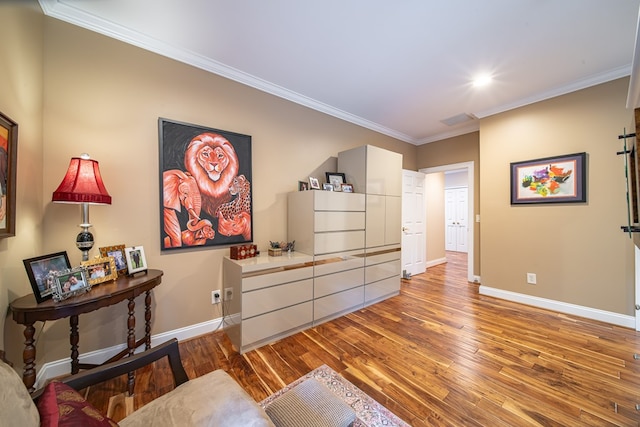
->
339 145 403 305
223 252 314 353
288 190 367 324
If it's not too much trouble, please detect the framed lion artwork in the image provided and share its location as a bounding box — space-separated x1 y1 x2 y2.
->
158 118 253 251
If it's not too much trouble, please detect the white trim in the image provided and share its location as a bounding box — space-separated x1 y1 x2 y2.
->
479 286 635 328
426 257 447 268
34 314 236 388
420 161 475 283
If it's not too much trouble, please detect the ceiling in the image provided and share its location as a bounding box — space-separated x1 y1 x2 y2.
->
38 0 640 145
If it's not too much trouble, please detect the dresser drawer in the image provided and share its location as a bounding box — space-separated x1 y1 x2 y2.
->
365 260 401 284
314 253 365 276
242 301 313 347
315 211 364 232
314 268 363 298
365 277 400 304
314 231 364 255
314 286 364 323
242 279 313 319
243 265 313 292
314 191 365 211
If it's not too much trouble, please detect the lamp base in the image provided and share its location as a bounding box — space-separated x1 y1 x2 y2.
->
76 230 94 261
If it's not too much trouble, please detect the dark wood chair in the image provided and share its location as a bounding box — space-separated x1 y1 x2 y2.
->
30 338 189 402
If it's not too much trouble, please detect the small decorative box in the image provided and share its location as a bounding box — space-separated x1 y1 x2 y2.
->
230 244 257 260
268 248 282 257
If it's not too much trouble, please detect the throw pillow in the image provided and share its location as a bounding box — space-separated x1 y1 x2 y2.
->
36 381 119 427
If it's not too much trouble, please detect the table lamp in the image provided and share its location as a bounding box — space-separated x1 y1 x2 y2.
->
52 154 112 261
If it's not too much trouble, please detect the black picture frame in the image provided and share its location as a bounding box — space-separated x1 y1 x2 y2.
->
326 172 346 192
510 152 587 204
0 111 17 238
23 251 71 303
159 118 253 250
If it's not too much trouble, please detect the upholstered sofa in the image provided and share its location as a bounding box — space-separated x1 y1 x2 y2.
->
0 338 355 427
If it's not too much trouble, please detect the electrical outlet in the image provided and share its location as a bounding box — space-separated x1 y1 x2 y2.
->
526 273 537 285
212 290 221 304
224 287 234 301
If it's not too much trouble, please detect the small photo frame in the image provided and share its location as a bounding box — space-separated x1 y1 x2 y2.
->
298 181 309 191
323 183 334 191
125 246 147 274
326 172 346 192
341 183 354 193
23 251 71 303
52 267 91 301
99 244 128 276
82 256 118 286
309 176 320 190
511 152 586 204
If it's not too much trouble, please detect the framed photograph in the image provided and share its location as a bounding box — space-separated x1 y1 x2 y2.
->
341 183 354 193
82 256 117 286
323 183 334 191
511 152 587 205
309 176 320 190
23 251 71 303
125 246 147 275
159 118 252 251
0 111 17 238
326 172 346 192
52 267 91 301
298 181 309 191
99 244 128 276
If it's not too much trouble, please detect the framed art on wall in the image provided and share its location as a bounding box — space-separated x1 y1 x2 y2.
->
23 251 71 303
159 118 253 250
511 152 587 204
0 111 17 238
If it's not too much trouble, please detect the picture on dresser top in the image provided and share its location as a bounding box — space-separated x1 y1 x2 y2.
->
159 118 253 250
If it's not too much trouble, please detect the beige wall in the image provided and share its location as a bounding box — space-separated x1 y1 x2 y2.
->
0 2 44 355
425 173 446 263
1 3 637 373
417 132 480 274
480 78 635 314
2 10 417 367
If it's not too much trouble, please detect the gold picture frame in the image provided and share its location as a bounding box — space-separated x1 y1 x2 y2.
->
82 256 118 286
99 244 128 276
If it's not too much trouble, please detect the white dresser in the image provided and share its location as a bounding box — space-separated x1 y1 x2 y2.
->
223 252 314 353
288 190 367 324
338 145 403 304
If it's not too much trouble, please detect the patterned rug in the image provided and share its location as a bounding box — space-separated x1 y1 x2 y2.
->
260 365 410 427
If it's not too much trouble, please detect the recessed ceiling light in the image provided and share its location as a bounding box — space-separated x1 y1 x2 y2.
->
472 74 493 87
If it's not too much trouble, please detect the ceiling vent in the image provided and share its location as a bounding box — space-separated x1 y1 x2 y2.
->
441 113 477 126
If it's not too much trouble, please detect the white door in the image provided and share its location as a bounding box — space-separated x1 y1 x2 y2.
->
402 170 426 276
445 187 468 253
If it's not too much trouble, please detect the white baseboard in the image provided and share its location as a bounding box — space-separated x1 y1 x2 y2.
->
478 285 635 328
35 314 237 389
426 257 447 268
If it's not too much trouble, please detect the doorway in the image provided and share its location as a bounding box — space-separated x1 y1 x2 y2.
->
420 161 475 283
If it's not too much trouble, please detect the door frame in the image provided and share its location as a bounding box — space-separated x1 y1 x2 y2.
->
420 161 476 283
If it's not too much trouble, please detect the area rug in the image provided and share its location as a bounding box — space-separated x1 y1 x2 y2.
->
260 365 410 427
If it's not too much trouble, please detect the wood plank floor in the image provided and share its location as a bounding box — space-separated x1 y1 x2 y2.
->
86 252 640 426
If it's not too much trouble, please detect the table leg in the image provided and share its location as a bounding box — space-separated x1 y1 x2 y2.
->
127 296 135 395
70 315 80 374
22 323 36 393
144 290 152 350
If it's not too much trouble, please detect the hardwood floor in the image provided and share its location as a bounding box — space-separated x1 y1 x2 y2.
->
86 252 640 426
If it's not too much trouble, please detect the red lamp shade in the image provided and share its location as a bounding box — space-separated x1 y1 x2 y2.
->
52 156 112 204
